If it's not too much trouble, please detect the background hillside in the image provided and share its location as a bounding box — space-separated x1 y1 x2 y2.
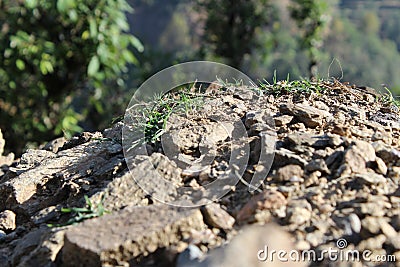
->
129 0 400 92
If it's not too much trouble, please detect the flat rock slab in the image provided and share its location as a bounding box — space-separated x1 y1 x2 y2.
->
0 140 122 214
62 205 204 267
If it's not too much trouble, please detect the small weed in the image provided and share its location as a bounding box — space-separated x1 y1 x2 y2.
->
216 76 244 88
47 195 109 227
259 72 327 96
380 86 400 108
130 86 204 149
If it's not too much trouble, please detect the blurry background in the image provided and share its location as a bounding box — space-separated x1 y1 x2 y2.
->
1 0 399 155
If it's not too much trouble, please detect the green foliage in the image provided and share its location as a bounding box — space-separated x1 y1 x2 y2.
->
380 87 400 108
131 86 203 149
48 195 109 227
259 72 327 96
197 0 271 68
323 15 400 93
0 0 142 154
289 0 330 78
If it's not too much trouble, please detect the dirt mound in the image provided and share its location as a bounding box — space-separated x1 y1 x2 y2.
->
0 80 399 266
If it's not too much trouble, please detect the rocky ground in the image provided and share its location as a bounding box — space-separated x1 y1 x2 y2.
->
0 80 400 266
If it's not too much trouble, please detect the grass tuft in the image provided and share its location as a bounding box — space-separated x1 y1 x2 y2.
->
47 195 109 227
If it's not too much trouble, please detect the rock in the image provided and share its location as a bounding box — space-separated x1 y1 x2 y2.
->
274 115 293 126
372 141 400 164
305 159 330 174
11 227 49 266
0 210 16 232
372 130 392 145
358 202 387 217
236 190 287 223
61 205 205 266
340 140 376 175
176 244 204 267
358 235 386 251
305 230 324 247
274 148 308 168
348 213 361 233
286 133 332 148
275 165 304 182
20 149 56 166
88 170 147 212
41 137 67 153
182 224 305 267
103 121 123 143
17 229 65 267
0 139 123 215
355 172 387 185
374 157 388 175
201 203 235 230
280 103 331 128
287 199 312 226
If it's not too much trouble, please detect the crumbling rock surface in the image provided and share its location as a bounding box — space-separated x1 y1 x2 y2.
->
0 81 400 266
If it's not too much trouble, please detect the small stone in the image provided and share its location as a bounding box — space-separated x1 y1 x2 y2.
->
295 240 311 251
349 214 361 233
176 244 204 267
358 235 386 251
305 231 324 247
202 203 235 230
314 101 330 111
192 224 306 267
340 140 376 174
274 115 293 126
372 130 392 145
374 157 388 175
280 103 331 128
361 216 379 234
275 164 304 182
305 159 330 174
378 219 397 238
274 148 308 167
327 134 343 147
355 172 387 185
0 210 16 231
236 190 287 223
287 199 312 226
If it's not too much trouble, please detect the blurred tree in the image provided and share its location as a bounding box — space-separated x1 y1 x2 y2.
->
0 0 143 154
324 15 400 94
362 11 380 35
197 0 271 68
290 0 330 78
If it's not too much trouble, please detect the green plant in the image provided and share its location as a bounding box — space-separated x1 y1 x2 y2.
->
380 86 400 108
259 73 327 96
130 86 204 149
0 0 143 154
48 195 109 227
